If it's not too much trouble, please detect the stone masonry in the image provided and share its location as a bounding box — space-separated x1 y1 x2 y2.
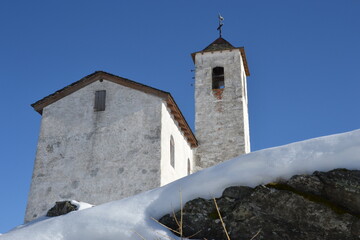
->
193 38 251 170
25 72 195 222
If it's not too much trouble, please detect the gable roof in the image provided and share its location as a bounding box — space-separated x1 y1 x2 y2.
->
31 71 198 148
191 37 250 76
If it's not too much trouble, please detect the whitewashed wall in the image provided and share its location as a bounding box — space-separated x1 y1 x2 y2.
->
26 80 163 222
241 70 251 153
160 103 193 186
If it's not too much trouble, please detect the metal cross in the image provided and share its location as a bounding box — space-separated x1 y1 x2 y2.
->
217 13 224 37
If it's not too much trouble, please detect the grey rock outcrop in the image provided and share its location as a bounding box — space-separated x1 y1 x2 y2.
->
46 201 78 217
159 169 360 240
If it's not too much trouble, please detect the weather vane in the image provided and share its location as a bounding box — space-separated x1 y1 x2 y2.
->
217 13 224 37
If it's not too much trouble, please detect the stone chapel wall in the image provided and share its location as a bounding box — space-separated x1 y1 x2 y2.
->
25 80 162 222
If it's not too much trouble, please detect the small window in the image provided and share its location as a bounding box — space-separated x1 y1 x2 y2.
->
187 158 191 175
170 135 175 168
212 67 224 89
94 90 106 111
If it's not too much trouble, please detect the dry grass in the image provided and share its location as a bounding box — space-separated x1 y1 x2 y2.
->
137 192 261 240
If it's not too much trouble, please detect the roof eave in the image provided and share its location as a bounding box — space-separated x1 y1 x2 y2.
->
31 71 170 115
31 71 198 148
165 95 198 148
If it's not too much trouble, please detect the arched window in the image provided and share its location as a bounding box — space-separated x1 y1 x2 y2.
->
212 67 224 89
187 158 191 175
170 135 175 168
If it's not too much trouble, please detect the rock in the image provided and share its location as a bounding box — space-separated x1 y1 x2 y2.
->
222 186 253 200
287 168 360 215
316 169 360 215
46 201 78 217
159 168 360 240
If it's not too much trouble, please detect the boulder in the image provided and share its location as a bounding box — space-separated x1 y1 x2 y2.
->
159 168 360 240
46 201 78 217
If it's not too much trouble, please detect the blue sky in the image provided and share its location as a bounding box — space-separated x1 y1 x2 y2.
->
1 0 359 233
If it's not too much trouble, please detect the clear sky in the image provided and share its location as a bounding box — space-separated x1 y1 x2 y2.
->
1 0 359 234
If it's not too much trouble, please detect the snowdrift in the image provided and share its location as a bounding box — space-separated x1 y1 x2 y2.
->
1 129 360 240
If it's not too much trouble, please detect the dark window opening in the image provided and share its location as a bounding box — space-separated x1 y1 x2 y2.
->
170 136 175 168
212 67 224 89
94 90 106 111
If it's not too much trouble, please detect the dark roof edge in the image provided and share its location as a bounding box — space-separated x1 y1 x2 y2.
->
165 95 198 148
31 71 170 113
31 71 198 148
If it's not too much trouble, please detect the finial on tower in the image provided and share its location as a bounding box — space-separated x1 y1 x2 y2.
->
217 13 224 38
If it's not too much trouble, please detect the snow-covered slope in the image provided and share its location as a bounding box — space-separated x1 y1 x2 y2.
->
2 129 360 240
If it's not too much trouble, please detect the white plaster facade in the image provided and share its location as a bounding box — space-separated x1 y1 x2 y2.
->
160 103 194 185
193 39 251 170
26 73 194 222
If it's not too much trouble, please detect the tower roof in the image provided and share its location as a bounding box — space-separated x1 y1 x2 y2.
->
191 37 250 76
202 37 236 51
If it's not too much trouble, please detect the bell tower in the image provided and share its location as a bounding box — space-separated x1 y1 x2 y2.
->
192 37 251 170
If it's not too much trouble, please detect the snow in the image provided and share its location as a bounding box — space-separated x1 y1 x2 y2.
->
70 200 94 211
1 129 360 240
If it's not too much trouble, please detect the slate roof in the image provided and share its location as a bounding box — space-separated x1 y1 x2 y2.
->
31 71 198 148
191 37 250 76
202 37 236 51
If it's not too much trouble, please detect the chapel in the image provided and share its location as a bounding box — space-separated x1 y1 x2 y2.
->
25 35 251 222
